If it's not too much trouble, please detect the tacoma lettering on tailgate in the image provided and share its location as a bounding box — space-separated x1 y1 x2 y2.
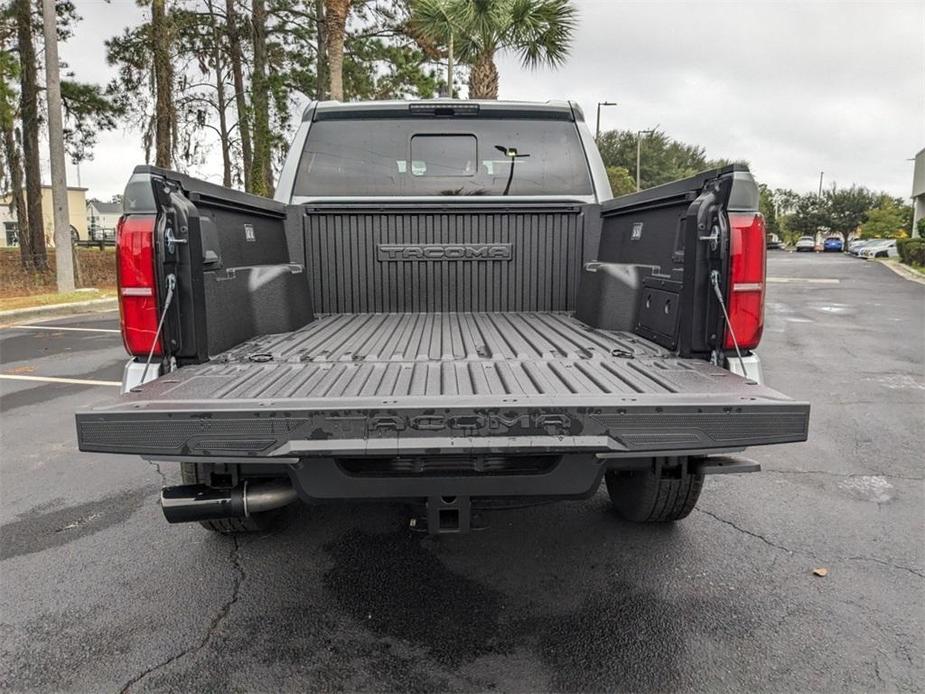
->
326 413 573 434
377 243 513 261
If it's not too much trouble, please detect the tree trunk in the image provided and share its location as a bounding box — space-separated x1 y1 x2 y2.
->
14 0 48 270
325 0 351 101
314 0 327 100
446 30 454 98
249 0 273 196
1 125 32 269
207 0 232 187
225 0 252 191
151 0 173 168
468 49 498 100
0 42 28 266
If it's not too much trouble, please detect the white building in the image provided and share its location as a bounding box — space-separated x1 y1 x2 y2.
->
86 199 122 240
913 147 924 238
1 185 88 247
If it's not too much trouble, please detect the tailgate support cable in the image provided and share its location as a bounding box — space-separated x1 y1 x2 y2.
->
140 273 176 384
710 269 746 375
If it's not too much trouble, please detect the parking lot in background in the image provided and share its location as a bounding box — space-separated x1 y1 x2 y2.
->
1 252 922 692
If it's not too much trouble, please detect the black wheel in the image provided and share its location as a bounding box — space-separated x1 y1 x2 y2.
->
180 463 282 534
605 458 703 522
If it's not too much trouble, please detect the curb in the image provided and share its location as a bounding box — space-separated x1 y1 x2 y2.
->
876 259 925 286
0 297 119 324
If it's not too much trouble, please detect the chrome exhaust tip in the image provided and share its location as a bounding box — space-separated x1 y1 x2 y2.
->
160 480 297 524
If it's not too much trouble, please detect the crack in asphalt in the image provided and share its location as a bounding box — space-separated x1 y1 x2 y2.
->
762 468 925 482
117 537 246 693
845 555 925 580
146 460 167 487
695 508 796 554
696 508 925 581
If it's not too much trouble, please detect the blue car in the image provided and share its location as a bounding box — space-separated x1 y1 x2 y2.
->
823 236 844 252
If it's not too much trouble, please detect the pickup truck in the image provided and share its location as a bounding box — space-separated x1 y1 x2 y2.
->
76 99 809 535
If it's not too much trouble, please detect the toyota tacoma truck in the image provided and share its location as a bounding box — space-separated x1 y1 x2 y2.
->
76 99 809 534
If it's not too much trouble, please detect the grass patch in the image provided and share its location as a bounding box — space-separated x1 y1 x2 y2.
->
0 288 116 312
901 261 925 277
883 258 925 277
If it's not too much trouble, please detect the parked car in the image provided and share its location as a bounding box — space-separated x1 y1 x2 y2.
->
795 236 816 252
823 236 844 252
89 227 116 242
76 99 809 536
847 239 874 255
766 232 784 249
859 239 899 258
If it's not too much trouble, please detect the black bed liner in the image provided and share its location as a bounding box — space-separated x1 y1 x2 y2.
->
76 313 809 458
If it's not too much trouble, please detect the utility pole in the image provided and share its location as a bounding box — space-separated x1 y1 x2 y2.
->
42 0 74 292
818 171 824 197
595 101 616 141
636 127 656 192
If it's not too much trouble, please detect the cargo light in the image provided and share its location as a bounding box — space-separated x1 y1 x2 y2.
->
724 212 766 351
116 214 163 357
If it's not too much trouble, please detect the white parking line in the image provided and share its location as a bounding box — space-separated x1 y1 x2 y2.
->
0 374 121 387
4 324 121 333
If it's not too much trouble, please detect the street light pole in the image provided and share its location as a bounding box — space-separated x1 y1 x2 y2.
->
636 127 656 192
818 171 824 197
595 101 617 141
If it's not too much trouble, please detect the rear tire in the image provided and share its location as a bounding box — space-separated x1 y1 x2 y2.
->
605 459 703 522
180 463 281 534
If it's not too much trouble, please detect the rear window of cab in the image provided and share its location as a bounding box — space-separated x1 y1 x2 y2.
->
294 118 593 197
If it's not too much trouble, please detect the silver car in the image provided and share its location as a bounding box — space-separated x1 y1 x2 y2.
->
847 239 874 255
860 239 899 259
795 236 816 252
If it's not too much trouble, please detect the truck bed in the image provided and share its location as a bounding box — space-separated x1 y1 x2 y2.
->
76 313 809 459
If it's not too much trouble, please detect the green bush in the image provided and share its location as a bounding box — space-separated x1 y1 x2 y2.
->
897 238 925 266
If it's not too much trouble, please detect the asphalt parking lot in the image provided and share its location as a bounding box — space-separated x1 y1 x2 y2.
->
1 252 922 693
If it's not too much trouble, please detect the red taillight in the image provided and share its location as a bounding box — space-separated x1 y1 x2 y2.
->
116 215 163 357
724 212 766 351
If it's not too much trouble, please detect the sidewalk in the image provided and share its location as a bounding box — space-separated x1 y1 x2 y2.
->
877 259 925 286
0 296 118 325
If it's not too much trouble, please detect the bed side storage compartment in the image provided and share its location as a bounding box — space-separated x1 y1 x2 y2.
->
202 264 310 357
139 166 314 364
574 262 656 332
592 166 740 357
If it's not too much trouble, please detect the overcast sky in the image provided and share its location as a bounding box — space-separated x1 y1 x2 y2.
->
55 0 923 200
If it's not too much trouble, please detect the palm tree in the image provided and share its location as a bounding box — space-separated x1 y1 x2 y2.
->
325 0 353 101
408 0 462 97
412 0 577 100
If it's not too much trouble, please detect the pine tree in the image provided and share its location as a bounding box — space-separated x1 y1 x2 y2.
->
13 0 47 269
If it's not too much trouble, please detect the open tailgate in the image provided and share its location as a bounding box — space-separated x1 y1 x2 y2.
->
76 312 809 459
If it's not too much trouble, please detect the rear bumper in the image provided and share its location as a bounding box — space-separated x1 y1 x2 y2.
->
282 452 764 503
288 453 607 502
